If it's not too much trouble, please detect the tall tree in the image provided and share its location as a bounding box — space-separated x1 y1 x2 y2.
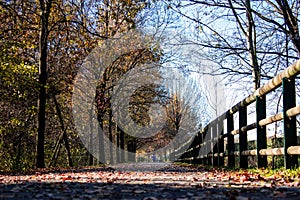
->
165 0 299 92
0 0 151 170
36 0 52 168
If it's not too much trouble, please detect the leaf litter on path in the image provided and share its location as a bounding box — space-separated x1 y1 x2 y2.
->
1 163 300 199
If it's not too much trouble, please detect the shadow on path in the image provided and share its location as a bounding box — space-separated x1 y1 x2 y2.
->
1 163 300 200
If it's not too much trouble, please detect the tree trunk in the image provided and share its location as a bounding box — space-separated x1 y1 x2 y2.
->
118 125 125 162
245 0 260 90
116 125 120 163
277 0 300 56
108 104 114 164
89 106 94 166
98 115 106 164
49 133 62 167
36 0 52 168
127 139 136 162
52 95 73 167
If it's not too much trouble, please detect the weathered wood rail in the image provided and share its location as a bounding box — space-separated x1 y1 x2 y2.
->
173 59 300 169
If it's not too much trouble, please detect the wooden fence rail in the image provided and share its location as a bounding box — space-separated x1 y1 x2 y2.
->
172 59 300 169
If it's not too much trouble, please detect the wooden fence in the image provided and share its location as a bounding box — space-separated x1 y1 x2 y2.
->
172 59 300 169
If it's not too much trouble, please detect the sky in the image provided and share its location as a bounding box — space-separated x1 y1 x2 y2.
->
135 0 299 143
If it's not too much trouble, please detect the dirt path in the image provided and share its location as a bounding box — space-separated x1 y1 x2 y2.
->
1 163 300 199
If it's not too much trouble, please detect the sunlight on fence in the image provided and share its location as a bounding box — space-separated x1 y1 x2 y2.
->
173 59 300 169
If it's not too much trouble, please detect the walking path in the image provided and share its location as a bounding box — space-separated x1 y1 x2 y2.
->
1 163 300 199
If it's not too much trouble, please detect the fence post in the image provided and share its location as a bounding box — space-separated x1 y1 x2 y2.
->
207 126 212 166
212 122 218 167
256 95 267 168
192 133 201 164
218 117 224 167
283 77 298 169
239 106 248 168
197 130 204 164
200 128 208 165
189 133 198 164
200 129 208 165
227 113 235 168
